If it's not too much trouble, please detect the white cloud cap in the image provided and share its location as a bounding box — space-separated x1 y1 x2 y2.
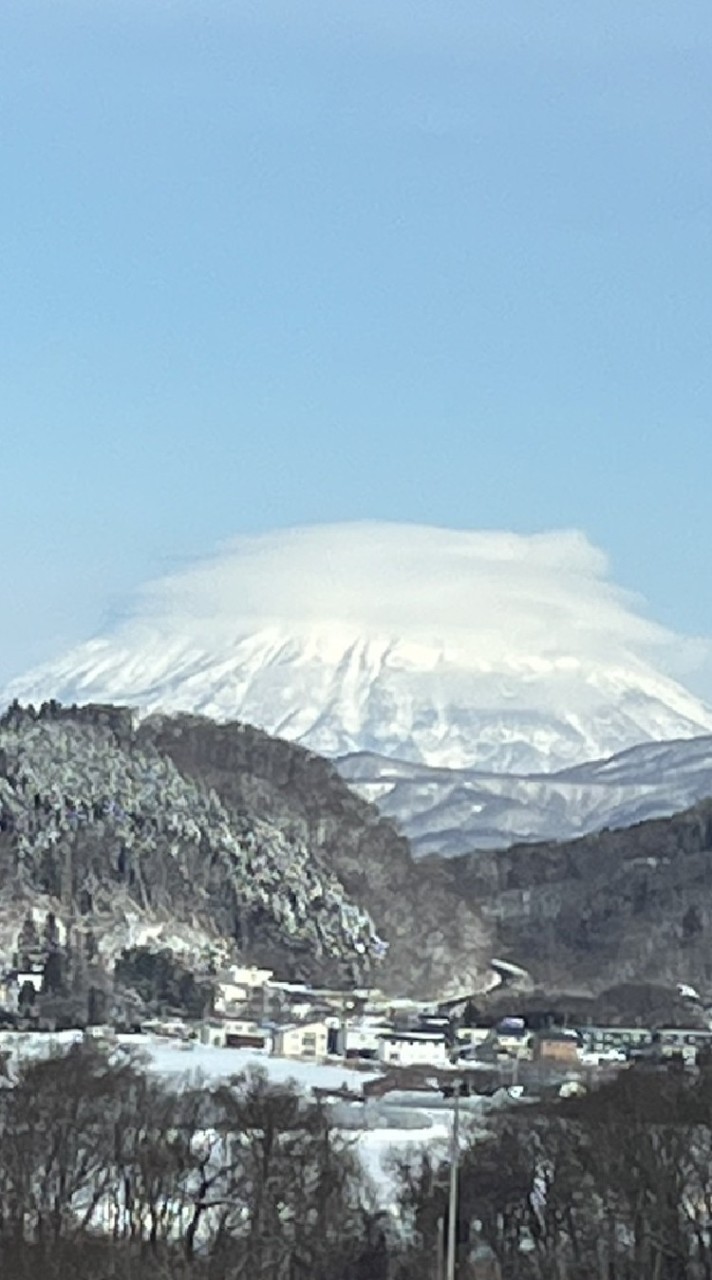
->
5 522 712 773
128 522 674 666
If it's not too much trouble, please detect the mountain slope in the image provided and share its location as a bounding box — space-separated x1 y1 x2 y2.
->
0 703 491 996
5 523 712 775
7 628 712 775
0 703 385 984
135 712 491 995
338 736 712 856
444 798 712 992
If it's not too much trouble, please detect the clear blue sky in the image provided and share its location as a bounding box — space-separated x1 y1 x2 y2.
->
3 0 712 687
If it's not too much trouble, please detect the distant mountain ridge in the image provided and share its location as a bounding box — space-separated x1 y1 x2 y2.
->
338 735 712 856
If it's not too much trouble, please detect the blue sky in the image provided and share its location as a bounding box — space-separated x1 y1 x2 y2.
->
3 0 712 690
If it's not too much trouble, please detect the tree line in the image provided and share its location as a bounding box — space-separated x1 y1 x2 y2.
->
394 1059 712 1279
0 1039 388 1280
3 1043 712 1278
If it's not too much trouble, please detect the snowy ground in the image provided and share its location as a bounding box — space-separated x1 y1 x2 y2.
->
0 1031 461 1198
124 1035 382 1092
129 1038 458 1194
354 1119 451 1202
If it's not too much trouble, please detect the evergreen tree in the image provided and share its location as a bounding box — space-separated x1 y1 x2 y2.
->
17 912 41 969
42 949 66 997
17 980 37 1017
43 910 60 953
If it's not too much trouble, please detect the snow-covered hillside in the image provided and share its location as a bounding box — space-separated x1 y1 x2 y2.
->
4 524 712 775
338 735 712 856
0 703 385 978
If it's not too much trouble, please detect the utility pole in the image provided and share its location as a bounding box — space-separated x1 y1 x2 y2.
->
446 1079 461 1280
341 994 354 1067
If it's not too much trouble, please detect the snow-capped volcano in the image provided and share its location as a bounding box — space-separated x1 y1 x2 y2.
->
5 523 712 774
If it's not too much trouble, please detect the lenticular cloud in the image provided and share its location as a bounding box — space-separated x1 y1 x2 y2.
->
126 522 670 666
5 522 712 773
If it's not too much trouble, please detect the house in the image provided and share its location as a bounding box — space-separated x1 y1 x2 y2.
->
15 969 44 998
202 1021 228 1048
380 998 423 1019
456 1026 492 1052
653 1027 712 1062
266 980 313 999
377 1029 449 1069
230 965 273 989
532 1028 581 1065
214 979 248 1013
363 1070 443 1100
223 1018 271 1050
492 1018 532 1060
214 965 274 1013
273 1019 329 1060
418 1015 452 1035
201 1018 271 1050
578 1026 653 1056
143 1018 192 1041
329 1018 392 1059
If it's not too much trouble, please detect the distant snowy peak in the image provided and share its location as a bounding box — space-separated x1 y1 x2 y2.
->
337 734 712 857
6 622 712 774
5 523 712 774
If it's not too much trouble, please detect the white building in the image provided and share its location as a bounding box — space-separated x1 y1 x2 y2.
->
377 1030 449 1068
336 1020 391 1059
489 1018 532 1059
214 965 274 1013
230 965 273 989
16 970 44 995
273 1020 329 1060
214 980 249 1013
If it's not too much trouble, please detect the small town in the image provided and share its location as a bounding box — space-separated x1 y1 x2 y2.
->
4 916 712 1104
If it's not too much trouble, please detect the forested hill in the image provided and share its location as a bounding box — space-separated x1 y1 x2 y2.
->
0 703 491 996
136 712 491 995
442 798 712 991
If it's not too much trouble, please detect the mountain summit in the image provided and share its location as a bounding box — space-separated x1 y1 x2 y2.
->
5 523 712 773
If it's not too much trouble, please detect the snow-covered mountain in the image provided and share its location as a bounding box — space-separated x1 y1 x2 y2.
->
338 735 712 856
4 523 712 775
7 627 712 775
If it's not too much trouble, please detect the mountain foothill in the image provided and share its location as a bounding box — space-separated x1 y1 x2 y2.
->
2 698 712 1011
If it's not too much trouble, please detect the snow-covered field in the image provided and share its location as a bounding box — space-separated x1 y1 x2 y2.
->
129 1035 381 1092
0 1032 456 1196
131 1037 456 1193
0 1029 380 1093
